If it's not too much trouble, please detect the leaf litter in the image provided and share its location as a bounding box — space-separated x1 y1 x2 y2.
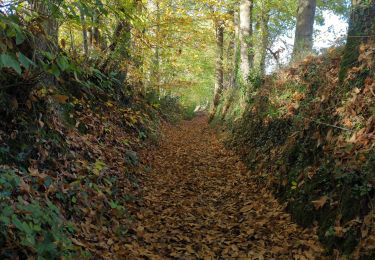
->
123 115 325 259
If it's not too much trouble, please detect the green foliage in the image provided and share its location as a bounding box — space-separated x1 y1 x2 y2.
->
0 169 77 259
145 90 184 122
317 0 351 17
228 46 375 256
0 13 34 76
0 53 22 74
0 170 20 200
248 69 263 90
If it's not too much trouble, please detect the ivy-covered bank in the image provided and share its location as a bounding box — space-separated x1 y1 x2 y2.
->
228 47 375 257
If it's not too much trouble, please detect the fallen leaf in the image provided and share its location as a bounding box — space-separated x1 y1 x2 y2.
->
52 94 69 103
312 196 328 210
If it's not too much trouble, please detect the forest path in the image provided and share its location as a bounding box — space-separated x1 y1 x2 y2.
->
124 116 325 259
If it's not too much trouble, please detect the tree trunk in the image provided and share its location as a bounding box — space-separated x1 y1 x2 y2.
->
89 21 93 48
292 0 317 59
100 34 107 51
29 1 59 45
248 2 254 69
232 10 240 88
153 0 161 91
339 0 375 82
147 0 162 90
259 10 270 76
239 0 253 82
93 11 101 48
133 0 145 88
209 21 225 123
69 29 75 54
100 21 130 71
28 0 58 86
80 7 89 56
122 21 132 79
222 10 240 120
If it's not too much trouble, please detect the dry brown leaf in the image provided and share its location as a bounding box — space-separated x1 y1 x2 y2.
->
240 204 253 213
52 94 69 103
311 196 328 210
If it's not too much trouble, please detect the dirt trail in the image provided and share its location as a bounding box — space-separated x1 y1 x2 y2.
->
124 116 325 259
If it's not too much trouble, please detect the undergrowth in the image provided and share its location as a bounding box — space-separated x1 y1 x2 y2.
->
224 46 375 257
0 10 186 258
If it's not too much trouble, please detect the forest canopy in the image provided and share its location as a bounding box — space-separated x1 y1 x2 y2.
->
0 0 350 110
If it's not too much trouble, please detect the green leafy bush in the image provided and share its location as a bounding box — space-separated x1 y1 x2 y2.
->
0 169 77 259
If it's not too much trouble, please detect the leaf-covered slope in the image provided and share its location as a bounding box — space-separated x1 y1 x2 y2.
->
0 72 161 258
0 18 165 258
0 6 197 257
229 46 375 257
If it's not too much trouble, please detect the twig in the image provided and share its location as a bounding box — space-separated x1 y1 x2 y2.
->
347 35 375 38
370 87 375 98
296 115 353 132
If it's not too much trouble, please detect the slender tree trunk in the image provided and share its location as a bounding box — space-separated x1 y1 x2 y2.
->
232 10 240 88
133 0 145 88
69 29 75 54
122 21 132 79
222 10 240 120
248 2 254 69
100 33 107 51
80 7 89 56
339 0 375 82
239 0 253 82
93 27 100 47
93 11 101 48
88 19 93 48
225 39 235 89
209 21 225 123
259 10 270 76
292 0 317 59
154 0 161 91
147 0 162 91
